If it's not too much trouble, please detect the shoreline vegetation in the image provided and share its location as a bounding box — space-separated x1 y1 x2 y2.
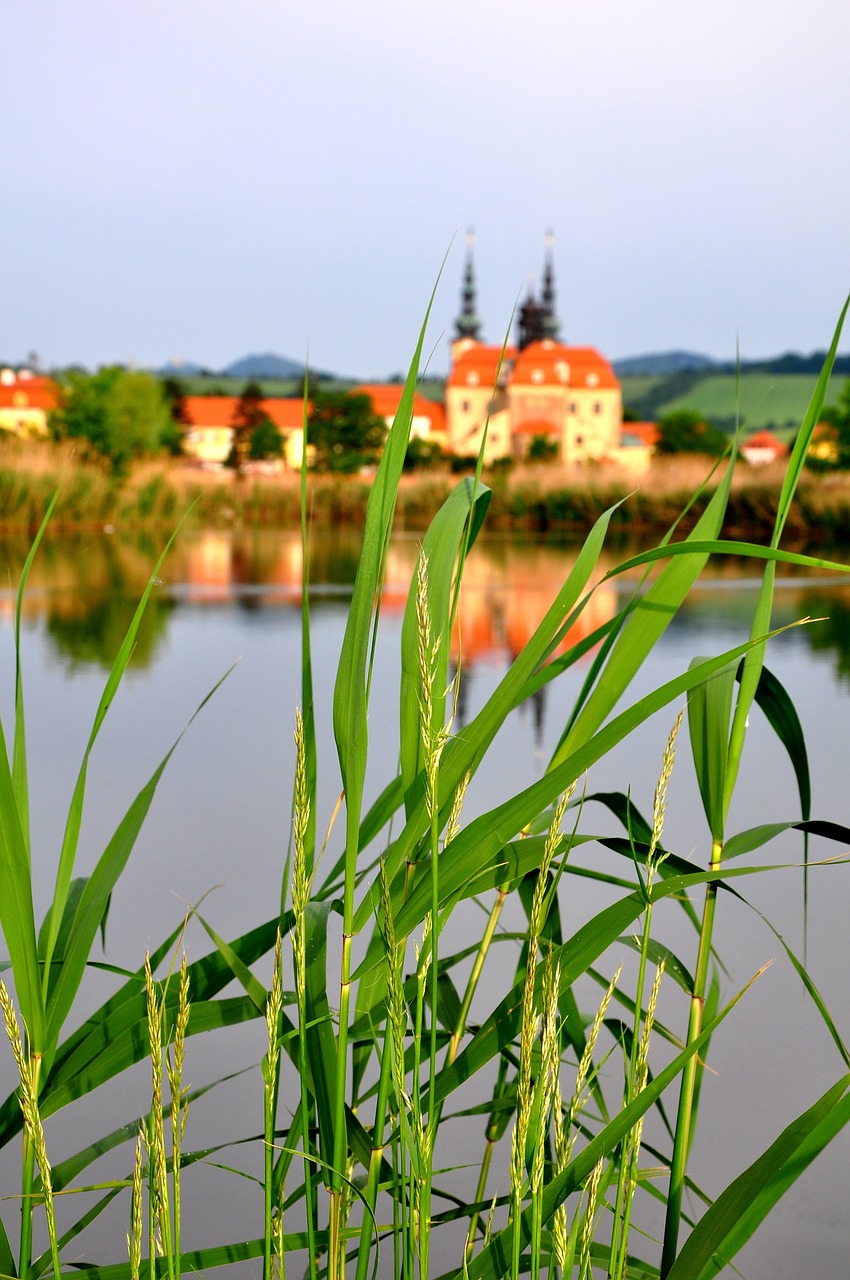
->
4 441 850 541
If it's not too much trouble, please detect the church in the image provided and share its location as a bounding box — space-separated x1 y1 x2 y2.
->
445 237 634 468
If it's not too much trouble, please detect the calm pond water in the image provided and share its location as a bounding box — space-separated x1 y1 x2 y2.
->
1 526 850 1279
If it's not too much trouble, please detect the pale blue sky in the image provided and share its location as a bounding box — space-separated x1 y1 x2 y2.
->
4 0 849 375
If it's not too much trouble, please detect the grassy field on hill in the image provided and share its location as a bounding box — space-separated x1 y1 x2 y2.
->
622 370 848 431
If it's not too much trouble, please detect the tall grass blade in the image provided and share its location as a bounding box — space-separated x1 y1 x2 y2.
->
400 477 490 817
688 1088 850 1279
42 518 192 990
44 667 234 1058
12 489 59 854
664 1075 850 1280
687 657 737 842
551 459 735 770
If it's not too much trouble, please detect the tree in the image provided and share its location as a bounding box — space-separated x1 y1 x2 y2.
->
50 368 172 471
402 437 444 471
228 380 267 473
527 434 558 463
249 416 284 461
655 409 728 456
106 371 173 470
307 391 387 473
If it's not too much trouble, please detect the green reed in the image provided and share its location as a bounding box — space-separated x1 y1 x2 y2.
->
1 286 850 1280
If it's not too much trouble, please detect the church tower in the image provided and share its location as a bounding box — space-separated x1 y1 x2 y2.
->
454 230 482 344
517 231 561 349
540 229 561 340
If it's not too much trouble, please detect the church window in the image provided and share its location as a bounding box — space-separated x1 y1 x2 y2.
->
593 401 602 414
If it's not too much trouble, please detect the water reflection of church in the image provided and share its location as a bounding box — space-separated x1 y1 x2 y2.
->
446 234 645 470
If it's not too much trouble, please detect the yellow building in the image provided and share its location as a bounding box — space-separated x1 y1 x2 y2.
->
445 238 636 468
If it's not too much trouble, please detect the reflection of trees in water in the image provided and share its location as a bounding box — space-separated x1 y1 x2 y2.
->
45 594 174 670
0 532 176 672
798 589 850 684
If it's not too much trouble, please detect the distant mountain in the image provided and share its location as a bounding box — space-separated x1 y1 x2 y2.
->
224 352 311 380
614 351 719 377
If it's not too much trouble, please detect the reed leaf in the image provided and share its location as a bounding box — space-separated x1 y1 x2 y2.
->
551 458 735 770
664 1075 850 1280
400 477 490 817
687 1087 850 1280
42 520 191 989
44 667 235 1059
687 657 737 842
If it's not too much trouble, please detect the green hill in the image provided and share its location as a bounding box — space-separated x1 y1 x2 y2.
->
622 369 848 433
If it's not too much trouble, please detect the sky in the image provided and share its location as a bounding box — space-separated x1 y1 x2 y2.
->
4 0 850 377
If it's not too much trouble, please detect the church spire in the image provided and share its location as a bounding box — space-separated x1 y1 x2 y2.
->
455 229 482 342
540 229 560 340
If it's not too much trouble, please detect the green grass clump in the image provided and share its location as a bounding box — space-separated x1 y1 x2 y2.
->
1 290 850 1280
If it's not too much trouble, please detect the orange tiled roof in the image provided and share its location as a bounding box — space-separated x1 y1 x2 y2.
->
743 429 786 453
184 396 308 431
511 341 619 390
0 373 59 411
446 344 517 389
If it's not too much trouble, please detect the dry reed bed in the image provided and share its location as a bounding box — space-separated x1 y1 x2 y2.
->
2 443 850 539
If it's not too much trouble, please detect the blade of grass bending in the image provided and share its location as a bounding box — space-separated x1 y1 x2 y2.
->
12 489 59 857
722 817 850 860
745 662 811 821
664 1075 850 1280
559 455 725 746
41 515 194 992
190 911 268 1012
0 722 44 1050
550 457 735 771
43 665 235 1059
688 1087 850 1279
688 656 738 842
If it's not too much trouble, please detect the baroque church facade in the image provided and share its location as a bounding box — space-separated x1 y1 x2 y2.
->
445 238 631 467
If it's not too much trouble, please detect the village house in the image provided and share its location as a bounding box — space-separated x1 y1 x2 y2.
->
352 384 446 448
0 369 57 437
182 395 307 470
740 429 787 466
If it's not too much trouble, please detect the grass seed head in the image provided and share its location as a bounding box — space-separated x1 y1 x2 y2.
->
648 711 683 878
